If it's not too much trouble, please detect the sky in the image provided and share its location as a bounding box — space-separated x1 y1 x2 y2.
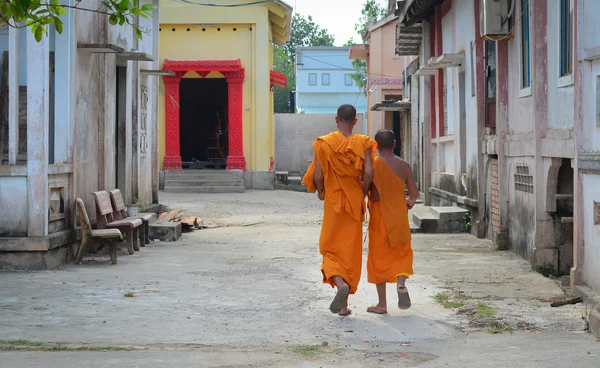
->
286 0 388 46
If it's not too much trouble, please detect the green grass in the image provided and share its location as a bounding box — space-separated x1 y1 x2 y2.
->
476 303 497 319
489 320 513 334
432 290 472 309
291 344 323 357
124 291 135 298
0 340 132 352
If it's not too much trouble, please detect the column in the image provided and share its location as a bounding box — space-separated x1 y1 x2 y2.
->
27 30 50 237
8 26 19 165
162 74 183 170
225 71 246 171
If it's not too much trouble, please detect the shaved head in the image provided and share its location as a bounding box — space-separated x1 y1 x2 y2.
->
375 129 395 150
337 104 357 124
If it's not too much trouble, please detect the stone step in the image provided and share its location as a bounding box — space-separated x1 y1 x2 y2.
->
165 179 244 187
166 173 243 180
429 206 470 221
411 212 438 232
164 186 245 194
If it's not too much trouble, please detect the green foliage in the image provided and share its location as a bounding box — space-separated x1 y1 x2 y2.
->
273 13 334 113
354 0 388 38
347 0 388 94
0 0 156 42
463 212 472 232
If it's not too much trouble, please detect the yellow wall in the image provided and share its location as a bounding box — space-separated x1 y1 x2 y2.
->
158 1 277 171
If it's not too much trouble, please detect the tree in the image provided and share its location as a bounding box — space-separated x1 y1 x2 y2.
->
273 13 335 113
349 0 387 93
0 0 156 42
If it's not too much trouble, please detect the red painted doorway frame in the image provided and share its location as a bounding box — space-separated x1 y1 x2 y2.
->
162 59 246 171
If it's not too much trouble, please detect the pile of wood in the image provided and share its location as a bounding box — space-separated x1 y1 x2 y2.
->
156 209 209 232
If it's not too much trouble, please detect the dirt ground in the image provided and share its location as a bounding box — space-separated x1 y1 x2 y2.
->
0 190 598 367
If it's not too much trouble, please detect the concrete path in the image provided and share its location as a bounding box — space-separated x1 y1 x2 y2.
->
0 190 597 367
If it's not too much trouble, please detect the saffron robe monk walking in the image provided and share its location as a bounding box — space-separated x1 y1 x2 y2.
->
302 104 376 316
366 129 419 314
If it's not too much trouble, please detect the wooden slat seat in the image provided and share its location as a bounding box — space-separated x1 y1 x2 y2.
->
109 189 153 245
75 198 123 265
92 190 143 254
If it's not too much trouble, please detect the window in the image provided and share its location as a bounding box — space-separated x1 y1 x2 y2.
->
345 74 353 86
308 73 317 86
322 73 330 85
559 0 573 77
520 0 531 90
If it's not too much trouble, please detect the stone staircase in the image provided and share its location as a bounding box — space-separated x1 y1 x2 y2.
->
410 205 470 233
164 170 245 193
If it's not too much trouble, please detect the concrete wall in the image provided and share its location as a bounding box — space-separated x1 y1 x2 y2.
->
576 0 600 293
274 113 364 172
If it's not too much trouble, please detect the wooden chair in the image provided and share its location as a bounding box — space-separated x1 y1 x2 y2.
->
109 189 153 245
74 198 123 265
92 191 143 254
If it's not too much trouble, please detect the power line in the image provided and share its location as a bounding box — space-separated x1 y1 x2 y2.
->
300 53 406 79
169 0 273 7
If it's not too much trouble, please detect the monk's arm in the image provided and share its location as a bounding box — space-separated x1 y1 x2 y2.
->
314 156 325 199
406 168 419 209
363 148 374 195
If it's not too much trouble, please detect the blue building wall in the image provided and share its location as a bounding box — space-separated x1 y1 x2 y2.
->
295 46 368 117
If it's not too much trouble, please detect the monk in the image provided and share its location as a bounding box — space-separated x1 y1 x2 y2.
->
366 129 419 314
302 104 376 316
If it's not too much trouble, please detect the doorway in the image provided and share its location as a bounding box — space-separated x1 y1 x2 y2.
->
179 78 228 169
116 66 127 189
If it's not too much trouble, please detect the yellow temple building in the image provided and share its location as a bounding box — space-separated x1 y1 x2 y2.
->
158 0 291 188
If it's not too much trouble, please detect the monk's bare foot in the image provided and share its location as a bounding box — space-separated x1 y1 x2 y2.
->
329 284 350 314
367 304 388 314
338 298 351 316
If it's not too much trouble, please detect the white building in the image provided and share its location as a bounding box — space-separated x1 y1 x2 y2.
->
295 46 368 117
0 0 160 269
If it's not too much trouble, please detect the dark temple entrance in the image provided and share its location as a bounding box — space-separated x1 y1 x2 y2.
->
179 77 228 169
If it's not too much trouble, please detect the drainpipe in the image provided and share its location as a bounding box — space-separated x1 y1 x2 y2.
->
570 0 581 289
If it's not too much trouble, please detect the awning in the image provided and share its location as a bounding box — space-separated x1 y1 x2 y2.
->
414 52 464 76
270 70 287 91
141 69 176 76
397 0 445 27
348 44 369 60
371 100 411 111
78 43 154 61
395 22 423 56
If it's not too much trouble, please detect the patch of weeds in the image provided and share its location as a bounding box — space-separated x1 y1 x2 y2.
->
463 212 472 232
536 265 558 278
291 344 323 357
432 282 473 309
124 291 135 298
476 303 497 319
0 340 132 352
0 340 45 347
489 320 513 334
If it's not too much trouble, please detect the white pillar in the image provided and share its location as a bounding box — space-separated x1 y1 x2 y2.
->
8 26 19 165
27 30 50 237
54 1 76 164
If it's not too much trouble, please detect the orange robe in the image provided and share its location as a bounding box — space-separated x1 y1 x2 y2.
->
367 157 414 284
302 131 376 294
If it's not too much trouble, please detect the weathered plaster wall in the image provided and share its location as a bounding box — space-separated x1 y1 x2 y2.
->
0 177 27 236
274 113 364 172
582 174 600 293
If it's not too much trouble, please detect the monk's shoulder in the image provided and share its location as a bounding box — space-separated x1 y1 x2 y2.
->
391 157 410 180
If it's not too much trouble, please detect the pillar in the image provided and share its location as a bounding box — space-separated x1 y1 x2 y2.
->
8 26 19 165
225 71 246 171
162 74 183 170
27 30 50 237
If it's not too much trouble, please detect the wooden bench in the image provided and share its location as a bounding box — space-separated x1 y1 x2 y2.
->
74 198 123 265
92 191 143 254
109 189 153 245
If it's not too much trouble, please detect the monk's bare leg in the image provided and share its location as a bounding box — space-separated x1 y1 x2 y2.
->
330 276 350 314
397 276 411 310
367 283 388 314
